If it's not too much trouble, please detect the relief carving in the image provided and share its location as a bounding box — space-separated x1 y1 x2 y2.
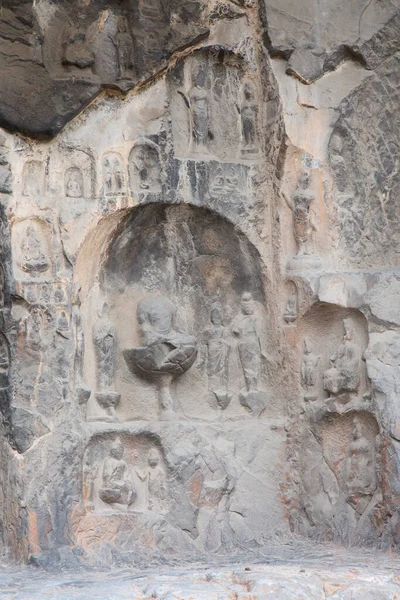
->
99 438 136 507
56 309 70 336
39 284 51 305
283 172 321 271
17 223 51 276
323 319 361 399
239 81 259 156
231 292 267 416
284 281 298 324
93 304 120 420
210 164 243 198
202 302 231 409
180 64 210 155
65 166 84 198
62 13 95 75
103 153 125 196
346 416 377 510
25 305 53 350
54 283 67 304
116 16 135 80
301 338 320 402
22 160 43 197
124 295 197 419
129 141 161 192
137 448 168 514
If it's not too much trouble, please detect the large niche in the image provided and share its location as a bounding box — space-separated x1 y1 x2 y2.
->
81 204 279 423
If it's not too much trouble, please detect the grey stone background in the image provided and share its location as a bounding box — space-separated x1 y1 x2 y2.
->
0 0 399 575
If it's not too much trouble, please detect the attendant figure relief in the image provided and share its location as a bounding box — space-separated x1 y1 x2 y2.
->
116 16 134 79
231 292 268 416
283 172 321 271
179 64 210 155
137 448 168 514
346 416 378 514
239 81 259 156
93 303 120 420
202 302 231 409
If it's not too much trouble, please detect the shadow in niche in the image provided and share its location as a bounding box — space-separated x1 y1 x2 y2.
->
81 203 278 423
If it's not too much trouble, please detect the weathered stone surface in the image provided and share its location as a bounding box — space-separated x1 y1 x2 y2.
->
0 0 399 580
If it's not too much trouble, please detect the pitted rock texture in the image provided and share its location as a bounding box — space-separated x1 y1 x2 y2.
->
1 545 400 599
1 0 400 575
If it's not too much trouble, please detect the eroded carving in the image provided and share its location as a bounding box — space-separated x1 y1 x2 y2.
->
17 223 51 276
65 166 84 198
103 153 125 196
99 438 136 507
129 141 161 192
346 416 377 511
124 295 197 419
323 319 361 399
0 333 10 375
137 448 168 514
284 172 321 271
202 302 230 409
22 160 43 197
93 304 120 420
116 17 135 80
301 338 320 402
284 281 298 324
56 309 70 336
240 81 259 156
231 292 267 416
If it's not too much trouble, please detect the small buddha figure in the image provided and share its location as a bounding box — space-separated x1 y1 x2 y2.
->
284 283 298 324
57 310 69 332
225 166 239 191
211 166 225 194
130 144 160 192
19 225 50 274
54 284 66 304
66 169 83 198
301 338 320 401
323 319 361 398
99 438 136 507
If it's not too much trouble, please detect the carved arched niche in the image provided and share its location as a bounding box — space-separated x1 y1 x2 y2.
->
80 204 277 422
296 303 370 413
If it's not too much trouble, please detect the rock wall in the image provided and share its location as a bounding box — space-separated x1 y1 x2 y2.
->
0 0 399 566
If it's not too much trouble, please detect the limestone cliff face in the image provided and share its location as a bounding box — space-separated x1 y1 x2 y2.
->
0 0 399 567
